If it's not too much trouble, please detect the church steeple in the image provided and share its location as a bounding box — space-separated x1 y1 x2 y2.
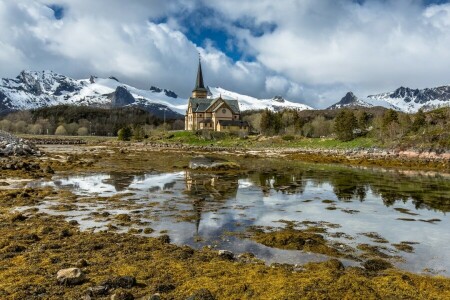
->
192 55 208 98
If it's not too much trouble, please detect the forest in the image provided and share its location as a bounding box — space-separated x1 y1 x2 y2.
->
0 105 184 137
242 107 450 150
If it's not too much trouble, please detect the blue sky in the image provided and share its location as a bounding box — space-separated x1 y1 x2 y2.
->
2 0 450 108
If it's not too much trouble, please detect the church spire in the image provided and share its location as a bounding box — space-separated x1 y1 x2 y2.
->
195 55 205 89
192 54 207 98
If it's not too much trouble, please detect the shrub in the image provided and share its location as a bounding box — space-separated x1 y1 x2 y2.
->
77 127 89 136
282 135 295 141
55 125 68 136
117 127 132 141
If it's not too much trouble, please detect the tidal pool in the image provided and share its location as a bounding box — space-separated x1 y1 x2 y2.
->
24 164 450 276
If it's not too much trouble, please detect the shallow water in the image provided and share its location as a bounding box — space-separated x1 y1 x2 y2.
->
25 164 450 275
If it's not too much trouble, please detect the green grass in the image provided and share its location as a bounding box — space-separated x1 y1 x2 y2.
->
155 131 379 150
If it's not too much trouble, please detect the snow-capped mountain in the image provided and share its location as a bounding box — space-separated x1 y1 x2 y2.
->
0 71 313 117
328 91 402 111
208 87 313 111
328 85 450 113
367 86 450 113
0 70 185 118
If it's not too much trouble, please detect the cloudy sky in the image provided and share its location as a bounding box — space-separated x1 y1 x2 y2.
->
1 0 449 108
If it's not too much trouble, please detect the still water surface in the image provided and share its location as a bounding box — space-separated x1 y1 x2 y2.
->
26 165 450 275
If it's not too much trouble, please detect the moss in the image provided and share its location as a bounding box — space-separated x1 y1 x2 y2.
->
0 212 448 299
392 243 415 253
249 227 342 257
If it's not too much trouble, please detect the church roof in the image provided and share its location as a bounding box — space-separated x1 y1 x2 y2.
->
188 97 240 114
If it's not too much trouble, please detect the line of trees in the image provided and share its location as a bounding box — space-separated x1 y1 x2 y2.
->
243 107 450 149
0 105 184 136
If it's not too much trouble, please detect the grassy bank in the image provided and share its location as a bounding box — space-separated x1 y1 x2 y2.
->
149 131 379 149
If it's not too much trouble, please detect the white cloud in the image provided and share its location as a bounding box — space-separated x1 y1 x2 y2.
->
1 0 450 108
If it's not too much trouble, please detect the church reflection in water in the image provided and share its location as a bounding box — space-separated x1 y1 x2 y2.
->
184 170 239 235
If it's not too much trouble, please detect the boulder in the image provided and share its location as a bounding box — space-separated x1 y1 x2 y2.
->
56 267 85 285
188 156 240 171
218 250 234 260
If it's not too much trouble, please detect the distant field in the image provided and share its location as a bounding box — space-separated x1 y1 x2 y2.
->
151 131 379 150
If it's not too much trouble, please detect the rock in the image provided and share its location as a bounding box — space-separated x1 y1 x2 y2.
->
363 259 393 272
87 285 109 297
188 156 240 171
218 250 234 260
0 130 40 157
111 86 135 107
10 213 27 222
147 294 161 300
158 234 171 244
186 289 215 300
111 290 134 300
44 165 55 174
56 267 85 285
75 259 88 268
155 284 176 293
112 276 136 289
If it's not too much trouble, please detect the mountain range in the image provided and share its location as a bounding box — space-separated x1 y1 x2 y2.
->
0 71 313 118
1 71 449 117
329 87 450 112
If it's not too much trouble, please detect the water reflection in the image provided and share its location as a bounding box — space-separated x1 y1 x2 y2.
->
25 165 450 275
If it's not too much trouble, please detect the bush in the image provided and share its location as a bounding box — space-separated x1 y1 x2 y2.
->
77 127 89 136
55 125 68 136
282 135 295 141
117 127 132 141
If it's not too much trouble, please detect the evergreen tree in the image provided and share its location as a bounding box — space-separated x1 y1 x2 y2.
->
382 109 399 128
411 109 426 132
117 127 132 141
334 110 357 141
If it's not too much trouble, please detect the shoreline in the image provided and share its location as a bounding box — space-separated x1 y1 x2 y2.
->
107 141 450 173
0 144 449 299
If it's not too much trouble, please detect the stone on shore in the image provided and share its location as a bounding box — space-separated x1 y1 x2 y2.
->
56 267 85 285
188 156 240 171
0 130 40 157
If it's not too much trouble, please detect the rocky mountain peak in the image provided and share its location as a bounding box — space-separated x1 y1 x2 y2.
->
273 96 285 103
340 92 358 104
110 86 135 107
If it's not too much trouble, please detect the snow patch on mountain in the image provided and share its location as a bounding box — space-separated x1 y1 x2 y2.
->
0 71 314 117
367 86 450 113
209 87 313 112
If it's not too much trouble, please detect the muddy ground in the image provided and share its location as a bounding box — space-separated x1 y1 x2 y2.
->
0 144 449 299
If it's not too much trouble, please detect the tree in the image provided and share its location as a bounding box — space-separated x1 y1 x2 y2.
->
66 122 79 135
334 110 357 141
411 109 426 132
382 109 399 129
77 127 89 136
132 125 145 141
117 127 132 141
357 111 370 129
311 115 333 137
28 124 43 135
260 109 272 135
0 119 12 132
55 125 68 135
14 121 27 134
